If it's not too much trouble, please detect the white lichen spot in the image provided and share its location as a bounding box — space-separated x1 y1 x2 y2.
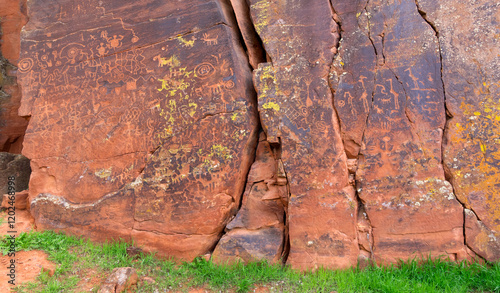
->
95 168 112 179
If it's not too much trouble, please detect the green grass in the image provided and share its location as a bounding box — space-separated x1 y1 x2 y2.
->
1 231 499 292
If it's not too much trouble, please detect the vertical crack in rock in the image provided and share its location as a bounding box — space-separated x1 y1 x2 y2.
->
345 0 469 263
415 1 486 261
0 0 29 153
329 1 373 266
226 0 268 69
211 0 288 264
329 0 375 264
248 0 359 270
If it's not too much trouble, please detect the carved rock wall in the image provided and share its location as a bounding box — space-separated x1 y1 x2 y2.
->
18 0 259 260
14 0 500 269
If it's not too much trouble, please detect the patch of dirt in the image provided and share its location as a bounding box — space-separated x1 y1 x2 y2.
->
74 268 107 292
0 250 56 292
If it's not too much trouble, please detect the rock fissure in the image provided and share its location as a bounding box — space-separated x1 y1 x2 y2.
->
15 0 500 269
414 0 487 261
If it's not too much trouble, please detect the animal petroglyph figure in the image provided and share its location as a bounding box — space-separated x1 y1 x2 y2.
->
201 33 218 45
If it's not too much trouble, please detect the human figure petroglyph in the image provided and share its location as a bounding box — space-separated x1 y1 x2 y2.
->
97 43 108 57
386 78 400 110
359 75 370 112
344 92 357 115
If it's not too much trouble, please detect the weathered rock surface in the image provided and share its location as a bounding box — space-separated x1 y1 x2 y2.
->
250 0 359 270
13 0 500 270
2 189 28 209
0 152 30 194
19 0 259 260
417 0 500 262
98 267 138 293
331 0 467 264
212 133 286 264
0 0 28 153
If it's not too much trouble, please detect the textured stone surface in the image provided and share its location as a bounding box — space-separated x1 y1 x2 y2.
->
2 190 28 209
98 267 138 293
0 0 28 153
213 133 286 264
19 0 258 260
331 0 467 264
0 152 30 194
465 209 500 261
417 0 500 262
13 0 500 269
250 0 359 270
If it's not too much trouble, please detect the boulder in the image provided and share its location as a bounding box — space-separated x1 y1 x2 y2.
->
0 152 30 194
213 134 286 264
98 267 138 293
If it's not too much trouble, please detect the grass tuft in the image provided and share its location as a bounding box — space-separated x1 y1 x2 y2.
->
0 231 499 292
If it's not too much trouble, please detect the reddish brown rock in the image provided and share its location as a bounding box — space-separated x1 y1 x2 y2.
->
417 0 500 262
13 0 500 269
98 267 138 293
464 209 500 261
331 0 466 264
0 152 30 194
212 134 286 264
250 0 359 270
19 0 259 261
0 0 29 153
2 190 28 209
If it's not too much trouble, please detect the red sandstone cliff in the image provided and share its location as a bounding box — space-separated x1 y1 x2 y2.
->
2 0 497 270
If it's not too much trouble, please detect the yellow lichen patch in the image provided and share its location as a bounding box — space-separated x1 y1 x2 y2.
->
95 168 112 179
158 67 194 98
450 81 500 231
251 0 271 36
257 65 280 109
210 144 233 160
263 101 280 111
157 55 180 68
231 112 239 121
189 103 197 117
177 35 195 47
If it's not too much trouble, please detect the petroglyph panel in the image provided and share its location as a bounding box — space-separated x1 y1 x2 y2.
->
345 0 467 263
20 0 259 260
250 0 359 270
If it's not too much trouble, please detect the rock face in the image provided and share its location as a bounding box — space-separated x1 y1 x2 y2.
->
0 152 30 194
19 0 259 260
416 0 500 262
212 133 286 264
250 0 359 270
14 0 500 269
0 0 29 153
330 0 466 264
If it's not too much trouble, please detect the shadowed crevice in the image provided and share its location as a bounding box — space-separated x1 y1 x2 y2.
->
414 0 485 262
